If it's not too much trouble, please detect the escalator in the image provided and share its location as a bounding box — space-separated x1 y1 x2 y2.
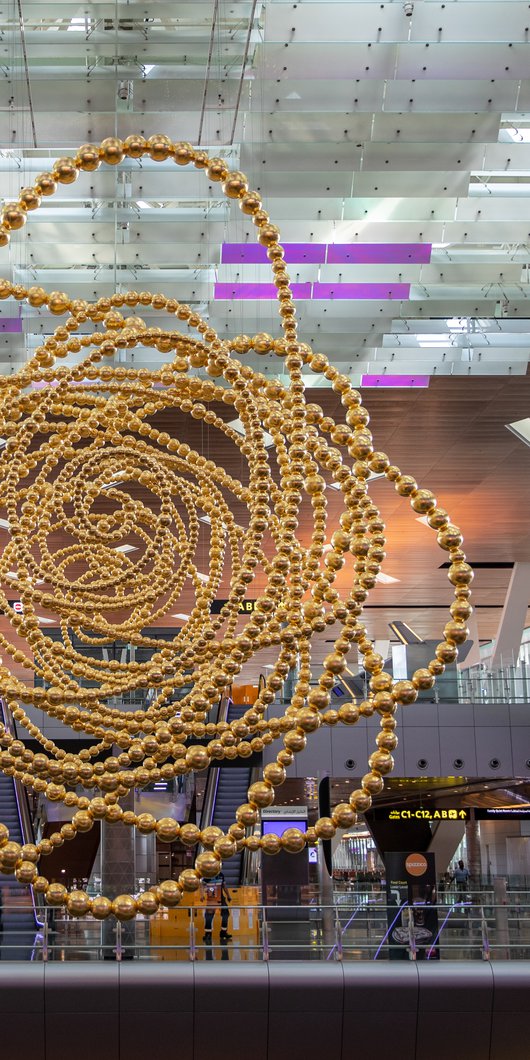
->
0 769 39 959
203 703 253 888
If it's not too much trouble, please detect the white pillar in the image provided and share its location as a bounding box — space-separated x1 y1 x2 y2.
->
457 615 481 670
491 562 530 670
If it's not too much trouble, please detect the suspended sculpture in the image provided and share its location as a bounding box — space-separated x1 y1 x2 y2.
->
0 136 472 919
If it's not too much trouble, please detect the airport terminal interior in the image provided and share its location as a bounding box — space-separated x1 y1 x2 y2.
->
1 1 530 1058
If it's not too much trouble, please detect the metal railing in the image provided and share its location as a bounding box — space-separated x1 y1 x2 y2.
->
1 898 529 962
458 663 530 704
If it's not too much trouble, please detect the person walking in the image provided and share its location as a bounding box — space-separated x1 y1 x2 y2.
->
202 871 232 942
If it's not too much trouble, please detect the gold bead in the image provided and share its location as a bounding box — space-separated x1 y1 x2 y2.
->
155 817 180 842
331 804 356 828
67 890 91 917
158 880 183 907
112 894 137 921
392 680 418 705
281 827 306 853
46 882 67 907
100 137 125 165
195 851 221 878
314 817 336 840
135 890 159 916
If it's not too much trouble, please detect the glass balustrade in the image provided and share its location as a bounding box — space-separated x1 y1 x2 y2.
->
1 894 529 962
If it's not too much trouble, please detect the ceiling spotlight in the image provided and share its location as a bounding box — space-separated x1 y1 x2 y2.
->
118 80 132 101
403 2 414 14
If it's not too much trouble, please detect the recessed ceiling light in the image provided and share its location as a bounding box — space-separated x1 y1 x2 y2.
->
376 572 400 585
114 544 138 553
0 519 10 530
507 418 530 447
199 515 211 524
173 613 190 621
187 571 208 583
36 615 55 624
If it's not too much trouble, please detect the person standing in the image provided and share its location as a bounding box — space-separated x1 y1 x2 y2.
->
202 871 232 941
453 859 470 895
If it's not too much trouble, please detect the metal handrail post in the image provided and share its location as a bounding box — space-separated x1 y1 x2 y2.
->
42 913 49 962
115 920 123 962
481 907 491 961
334 913 343 961
189 909 197 961
407 907 417 960
261 906 269 960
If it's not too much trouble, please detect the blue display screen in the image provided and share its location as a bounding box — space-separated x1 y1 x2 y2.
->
262 820 308 838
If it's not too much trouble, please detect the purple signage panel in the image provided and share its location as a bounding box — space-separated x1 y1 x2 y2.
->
361 375 430 388
221 243 326 264
313 282 410 300
221 242 431 265
0 318 23 333
327 243 431 265
214 282 312 299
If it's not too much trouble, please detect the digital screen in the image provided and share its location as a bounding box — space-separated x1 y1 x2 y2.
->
262 820 308 838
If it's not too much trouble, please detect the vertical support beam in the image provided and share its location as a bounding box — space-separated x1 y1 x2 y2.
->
465 819 481 883
457 615 481 670
101 786 136 956
491 562 530 670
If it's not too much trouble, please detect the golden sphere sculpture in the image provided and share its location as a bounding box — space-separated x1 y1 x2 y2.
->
0 137 471 916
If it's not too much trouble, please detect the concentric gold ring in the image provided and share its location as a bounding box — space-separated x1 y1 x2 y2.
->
0 136 472 919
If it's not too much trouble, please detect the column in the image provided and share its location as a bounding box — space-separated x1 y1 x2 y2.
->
101 787 136 956
491 562 530 670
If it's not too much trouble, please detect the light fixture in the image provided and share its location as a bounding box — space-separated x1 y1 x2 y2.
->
506 418 530 448
114 543 138 553
173 613 190 621
0 519 10 530
376 572 400 585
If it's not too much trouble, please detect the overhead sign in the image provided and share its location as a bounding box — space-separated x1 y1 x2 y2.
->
375 807 470 822
261 805 308 820
210 599 256 614
475 807 530 820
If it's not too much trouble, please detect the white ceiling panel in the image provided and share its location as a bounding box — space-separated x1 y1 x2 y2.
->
0 0 528 381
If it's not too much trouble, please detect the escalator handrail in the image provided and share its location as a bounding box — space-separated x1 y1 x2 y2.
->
241 762 261 886
0 697 44 927
199 692 231 830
